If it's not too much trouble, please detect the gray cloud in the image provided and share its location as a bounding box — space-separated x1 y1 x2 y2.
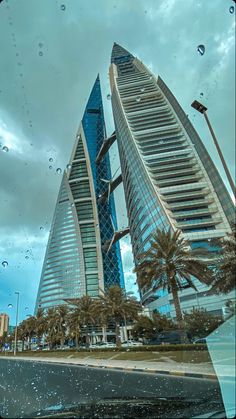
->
0 0 234 323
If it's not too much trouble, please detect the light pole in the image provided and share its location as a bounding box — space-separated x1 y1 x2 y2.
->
14 292 20 356
191 100 236 200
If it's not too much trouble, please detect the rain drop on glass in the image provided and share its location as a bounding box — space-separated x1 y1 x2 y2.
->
2 261 8 267
197 44 205 56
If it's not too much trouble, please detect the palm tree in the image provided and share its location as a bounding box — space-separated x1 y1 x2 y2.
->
99 285 139 347
135 228 213 330
17 316 37 350
15 316 36 350
208 227 236 295
24 316 36 350
54 305 68 347
34 308 46 344
17 320 30 351
45 307 58 349
68 296 100 346
67 309 81 348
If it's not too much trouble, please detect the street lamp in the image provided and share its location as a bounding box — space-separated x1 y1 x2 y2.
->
14 292 20 356
191 100 236 200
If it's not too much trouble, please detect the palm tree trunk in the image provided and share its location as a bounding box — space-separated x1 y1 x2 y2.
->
102 326 107 342
85 333 90 348
170 277 184 328
115 322 121 347
75 330 79 349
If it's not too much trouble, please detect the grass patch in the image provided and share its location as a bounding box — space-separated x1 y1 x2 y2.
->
108 351 211 363
0 349 212 363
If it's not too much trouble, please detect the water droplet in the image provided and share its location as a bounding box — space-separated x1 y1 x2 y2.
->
107 94 111 100
39 51 43 57
197 44 205 56
56 168 62 174
49 165 53 170
2 146 9 152
8 303 13 308
200 92 204 96
136 96 141 102
229 6 234 14
66 164 71 170
40 226 44 231
61 4 66 10
2 261 8 267
25 255 29 259
49 157 53 162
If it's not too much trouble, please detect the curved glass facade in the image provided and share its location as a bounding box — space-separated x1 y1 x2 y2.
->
109 43 234 316
35 76 124 312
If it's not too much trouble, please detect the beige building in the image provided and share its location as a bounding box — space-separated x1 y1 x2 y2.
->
0 313 9 337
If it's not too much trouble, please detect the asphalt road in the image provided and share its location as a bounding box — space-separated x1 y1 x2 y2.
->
0 359 224 418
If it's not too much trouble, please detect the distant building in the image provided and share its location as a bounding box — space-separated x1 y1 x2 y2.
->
0 313 9 337
35 76 124 312
108 43 235 317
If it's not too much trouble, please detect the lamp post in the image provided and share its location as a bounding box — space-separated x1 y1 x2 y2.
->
13 292 20 356
191 100 236 199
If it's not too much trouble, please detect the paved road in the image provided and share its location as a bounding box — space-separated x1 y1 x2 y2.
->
0 358 224 418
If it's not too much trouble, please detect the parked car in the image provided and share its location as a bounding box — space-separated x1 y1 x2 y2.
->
90 342 116 349
121 340 143 347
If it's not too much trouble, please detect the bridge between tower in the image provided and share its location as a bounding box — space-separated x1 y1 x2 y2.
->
96 131 129 252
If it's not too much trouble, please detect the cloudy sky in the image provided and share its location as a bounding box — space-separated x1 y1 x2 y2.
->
0 0 235 325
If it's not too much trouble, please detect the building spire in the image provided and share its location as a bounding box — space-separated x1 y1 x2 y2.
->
111 42 134 63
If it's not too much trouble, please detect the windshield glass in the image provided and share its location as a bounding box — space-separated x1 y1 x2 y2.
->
0 1 235 418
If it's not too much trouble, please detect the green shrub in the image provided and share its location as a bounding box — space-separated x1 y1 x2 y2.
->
75 343 207 352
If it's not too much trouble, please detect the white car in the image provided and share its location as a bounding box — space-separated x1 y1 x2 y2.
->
89 342 116 349
121 340 143 347
104 342 116 348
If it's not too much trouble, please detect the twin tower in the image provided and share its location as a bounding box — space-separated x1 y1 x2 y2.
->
35 44 234 317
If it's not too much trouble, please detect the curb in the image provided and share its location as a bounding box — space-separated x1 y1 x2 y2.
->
1 357 218 380
80 364 218 380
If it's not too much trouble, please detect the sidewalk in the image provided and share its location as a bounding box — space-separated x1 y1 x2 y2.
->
3 355 219 380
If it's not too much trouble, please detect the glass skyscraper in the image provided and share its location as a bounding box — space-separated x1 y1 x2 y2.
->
35 76 124 312
109 43 235 317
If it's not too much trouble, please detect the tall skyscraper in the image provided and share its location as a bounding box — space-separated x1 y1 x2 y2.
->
35 76 124 312
107 43 235 317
